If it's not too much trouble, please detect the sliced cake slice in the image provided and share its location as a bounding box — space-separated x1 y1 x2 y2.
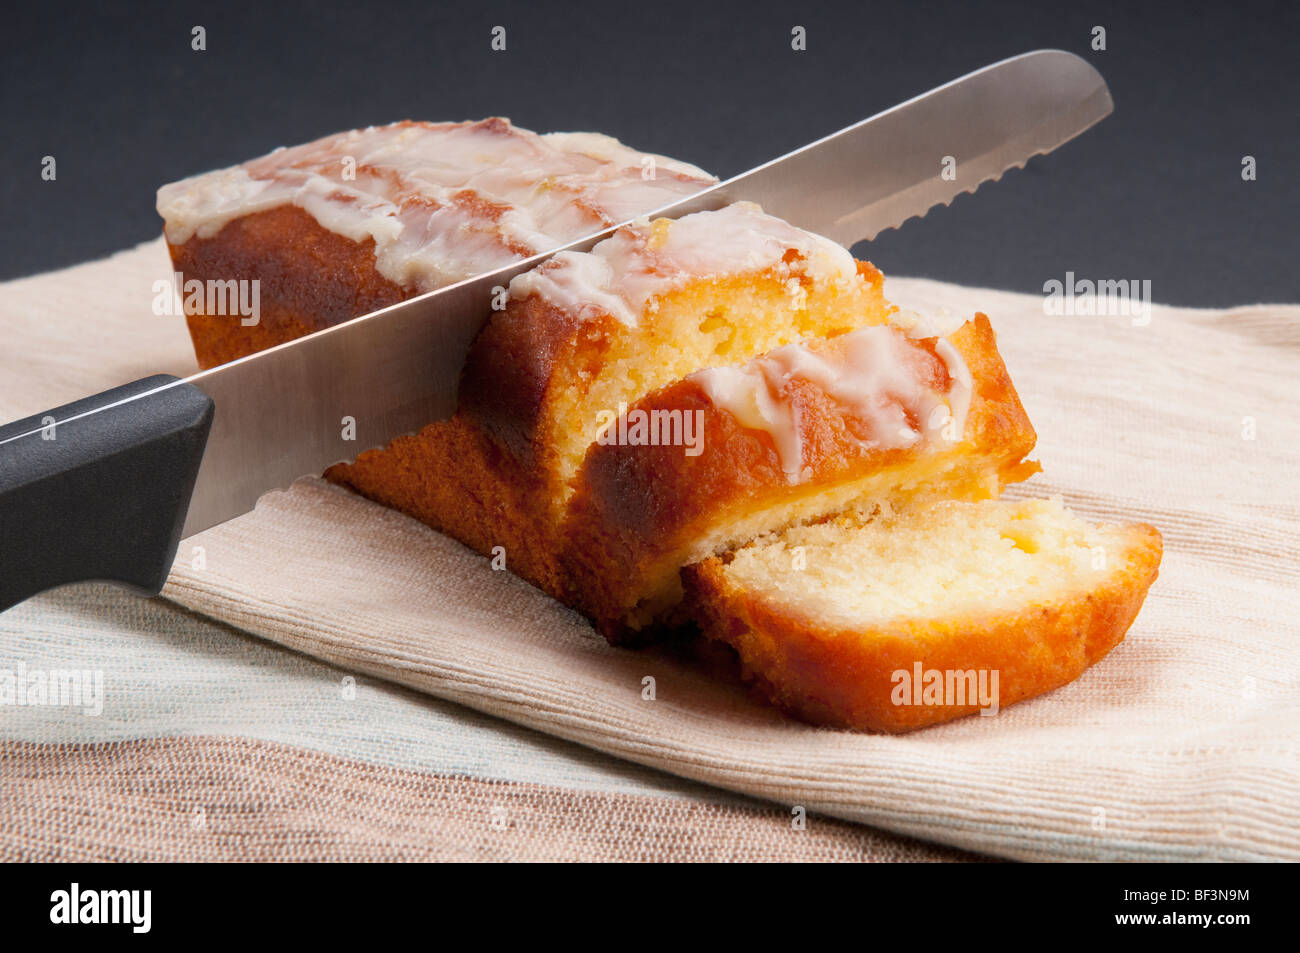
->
563 313 1041 639
683 497 1162 732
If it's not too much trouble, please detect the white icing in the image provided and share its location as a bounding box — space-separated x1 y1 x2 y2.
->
889 306 965 338
156 119 716 292
509 251 640 325
507 202 860 327
933 337 973 442
693 323 973 483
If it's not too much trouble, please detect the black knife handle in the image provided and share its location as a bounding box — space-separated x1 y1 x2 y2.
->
0 375 214 611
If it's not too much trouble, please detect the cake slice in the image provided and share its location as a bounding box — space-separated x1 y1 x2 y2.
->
684 497 1163 732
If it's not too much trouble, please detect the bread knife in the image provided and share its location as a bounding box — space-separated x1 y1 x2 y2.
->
0 49 1111 610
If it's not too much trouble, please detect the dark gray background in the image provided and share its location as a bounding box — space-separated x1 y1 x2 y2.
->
2 0 1296 305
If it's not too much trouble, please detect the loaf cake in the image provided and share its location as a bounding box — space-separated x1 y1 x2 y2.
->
158 120 1162 731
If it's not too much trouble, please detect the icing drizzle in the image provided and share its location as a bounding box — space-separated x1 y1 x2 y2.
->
156 118 716 292
507 202 862 326
692 322 973 482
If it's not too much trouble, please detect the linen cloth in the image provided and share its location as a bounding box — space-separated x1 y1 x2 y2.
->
1 239 1296 861
1 584 969 861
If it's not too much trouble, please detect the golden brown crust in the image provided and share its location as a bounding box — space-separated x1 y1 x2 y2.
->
562 315 1040 639
457 294 621 470
683 524 1163 732
167 205 411 368
325 417 566 598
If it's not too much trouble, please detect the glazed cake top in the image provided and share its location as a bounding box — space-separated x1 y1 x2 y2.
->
506 201 863 326
156 118 716 291
692 323 973 483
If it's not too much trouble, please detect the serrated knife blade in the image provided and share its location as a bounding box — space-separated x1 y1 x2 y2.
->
6 49 1112 543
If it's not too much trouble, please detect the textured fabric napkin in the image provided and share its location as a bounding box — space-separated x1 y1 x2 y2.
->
3 239 1297 861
